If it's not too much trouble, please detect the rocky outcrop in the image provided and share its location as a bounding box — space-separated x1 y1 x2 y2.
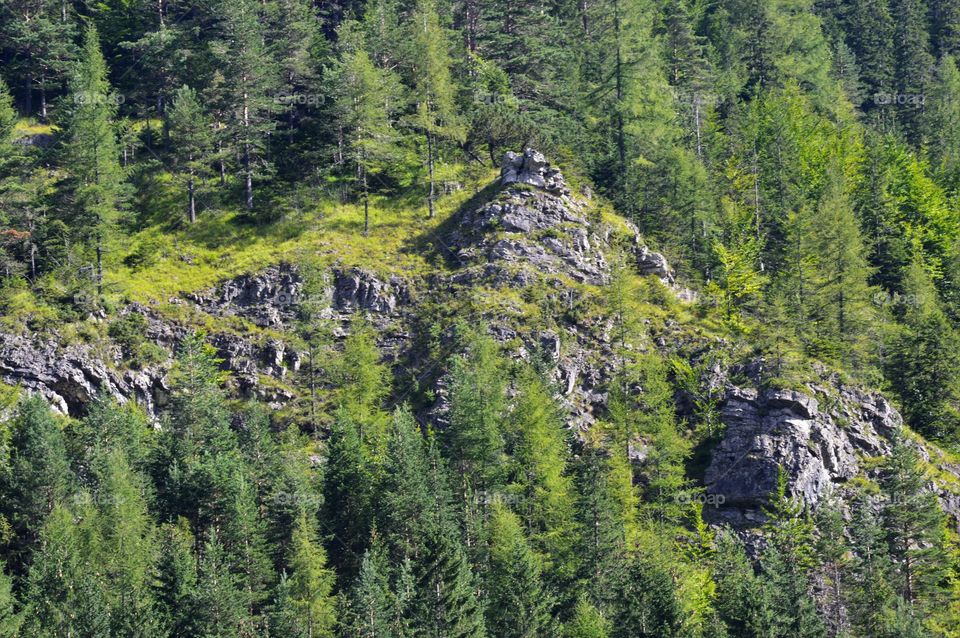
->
636 245 674 284
0 333 167 417
454 154 612 285
705 383 900 527
500 148 570 195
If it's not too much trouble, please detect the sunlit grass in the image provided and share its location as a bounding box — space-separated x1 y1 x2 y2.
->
109 166 497 305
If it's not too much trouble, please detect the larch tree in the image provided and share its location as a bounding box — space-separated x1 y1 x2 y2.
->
404 0 464 218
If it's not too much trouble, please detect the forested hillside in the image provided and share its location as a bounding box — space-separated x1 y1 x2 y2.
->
2 0 960 636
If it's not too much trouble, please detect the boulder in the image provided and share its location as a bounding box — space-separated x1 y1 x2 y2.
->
500 149 570 195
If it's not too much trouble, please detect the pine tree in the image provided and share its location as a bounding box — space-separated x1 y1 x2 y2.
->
0 396 71 571
167 85 214 223
404 0 465 218
0 567 22 638
409 522 486 638
331 23 403 235
880 435 950 607
211 0 282 211
62 25 126 300
485 504 555 637
842 0 895 112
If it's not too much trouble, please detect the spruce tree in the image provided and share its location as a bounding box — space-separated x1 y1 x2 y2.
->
191 530 254 638
845 490 897 637
281 512 337 637
23 504 111 638
565 597 611 638
712 530 774 638
0 0 77 119
921 55 960 192
167 85 213 223
892 0 935 144
759 469 825 638
885 257 960 442
0 567 22 638
379 406 436 563
62 25 125 300
323 410 376 583
409 522 486 638
1 396 71 572
330 23 402 235
880 435 950 607
506 365 579 590
94 450 160 638
444 326 508 526
612 554 681 638
154 520 199 638
843 0 895 112
340 545 399 638
211 0 282 211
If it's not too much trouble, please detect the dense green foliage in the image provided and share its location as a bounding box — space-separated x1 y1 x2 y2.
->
2 0 960 635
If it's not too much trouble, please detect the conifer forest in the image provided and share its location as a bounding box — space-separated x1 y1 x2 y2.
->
5 0 960 636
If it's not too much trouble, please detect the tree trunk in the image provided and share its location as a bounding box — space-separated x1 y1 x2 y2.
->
245 148 254 210
362 167 370 236
427 132 436 219
96 233 104 299
188 176 196 223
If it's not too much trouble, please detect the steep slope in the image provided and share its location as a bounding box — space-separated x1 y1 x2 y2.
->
0 149 957 534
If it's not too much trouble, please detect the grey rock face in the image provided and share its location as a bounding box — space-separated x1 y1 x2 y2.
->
455 184 610 285
636 246 675 284
500 149 570 195
333 268 407 315
705 384 899 527
0 333 167 417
